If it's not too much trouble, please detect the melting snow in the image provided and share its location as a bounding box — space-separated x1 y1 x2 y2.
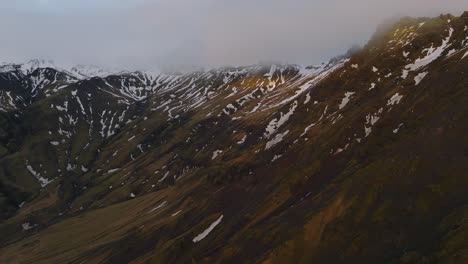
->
226 87 238 98
462 51 468 60
237 135 247 145
75 96 86 115
272 155 282 162
275 60 347 106
107 168 121 174
26 163 52 188
66 163 76 171
193 215 223 243
158 171 170 183
339 92 355 110
365 127 372 137
405 27 453 71
265 130 289 150
387 93 403 106
393 123 404 134
264 101 297 138
137 144 144 153
369 83 376 90
446 49 456 57
364 108 383 137
401 70 409 79
212 150 223 160
300 123 316 137
304 93 311 104
249 103 261 113
146 201 167 214
223 104 238 115
172 210 182 217
300 105 327 137
22 223 34 231
414 72 428 85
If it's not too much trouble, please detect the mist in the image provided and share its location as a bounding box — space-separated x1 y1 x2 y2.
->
1 0 467 69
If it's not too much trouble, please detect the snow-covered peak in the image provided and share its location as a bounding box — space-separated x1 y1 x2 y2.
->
141 67 162 78
68 64 125 79
0 59 128 79
20 59 56 75
0 64 17 73
301 56 349 77
0 59 59 75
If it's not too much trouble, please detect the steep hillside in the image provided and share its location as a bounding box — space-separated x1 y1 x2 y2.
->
0 13 467 263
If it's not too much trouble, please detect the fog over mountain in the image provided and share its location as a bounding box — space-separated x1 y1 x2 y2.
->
1 0 467 68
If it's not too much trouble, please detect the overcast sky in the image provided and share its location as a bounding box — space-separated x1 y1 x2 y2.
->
1 0 467 68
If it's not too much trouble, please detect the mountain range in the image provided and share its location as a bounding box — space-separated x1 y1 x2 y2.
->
0 12 467 263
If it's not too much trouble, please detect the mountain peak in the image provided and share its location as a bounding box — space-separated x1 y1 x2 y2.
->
20 59 56 74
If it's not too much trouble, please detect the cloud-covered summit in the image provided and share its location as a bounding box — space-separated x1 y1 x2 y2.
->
1 0 467 68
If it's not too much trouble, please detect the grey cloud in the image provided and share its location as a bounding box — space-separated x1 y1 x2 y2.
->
0 0 467 68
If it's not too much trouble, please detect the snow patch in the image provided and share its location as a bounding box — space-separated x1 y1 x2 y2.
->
193 215 223 243
401 70 409 79
26 163 52 188
393 123 404 134
414 72 428 85
364 108 383 137
387 93 403 106
304 93 311 104
446 49 456 57
212 150 223 160
107 168 121 174
237 135 247 145
146 201 167 214
405 27 453 71
22 223 35 231
264 101 297 138
272 155 282 162
339 92 355 110
172 210 182 217
462 51 468 60
265 130 289 150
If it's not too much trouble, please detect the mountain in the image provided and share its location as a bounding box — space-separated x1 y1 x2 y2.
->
67 64 125 79
0 59 127 81
0 12 467 264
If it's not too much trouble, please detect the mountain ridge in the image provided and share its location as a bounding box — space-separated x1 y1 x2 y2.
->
0 12 467 264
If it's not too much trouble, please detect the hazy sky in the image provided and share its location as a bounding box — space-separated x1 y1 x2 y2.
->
1 0 467 68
